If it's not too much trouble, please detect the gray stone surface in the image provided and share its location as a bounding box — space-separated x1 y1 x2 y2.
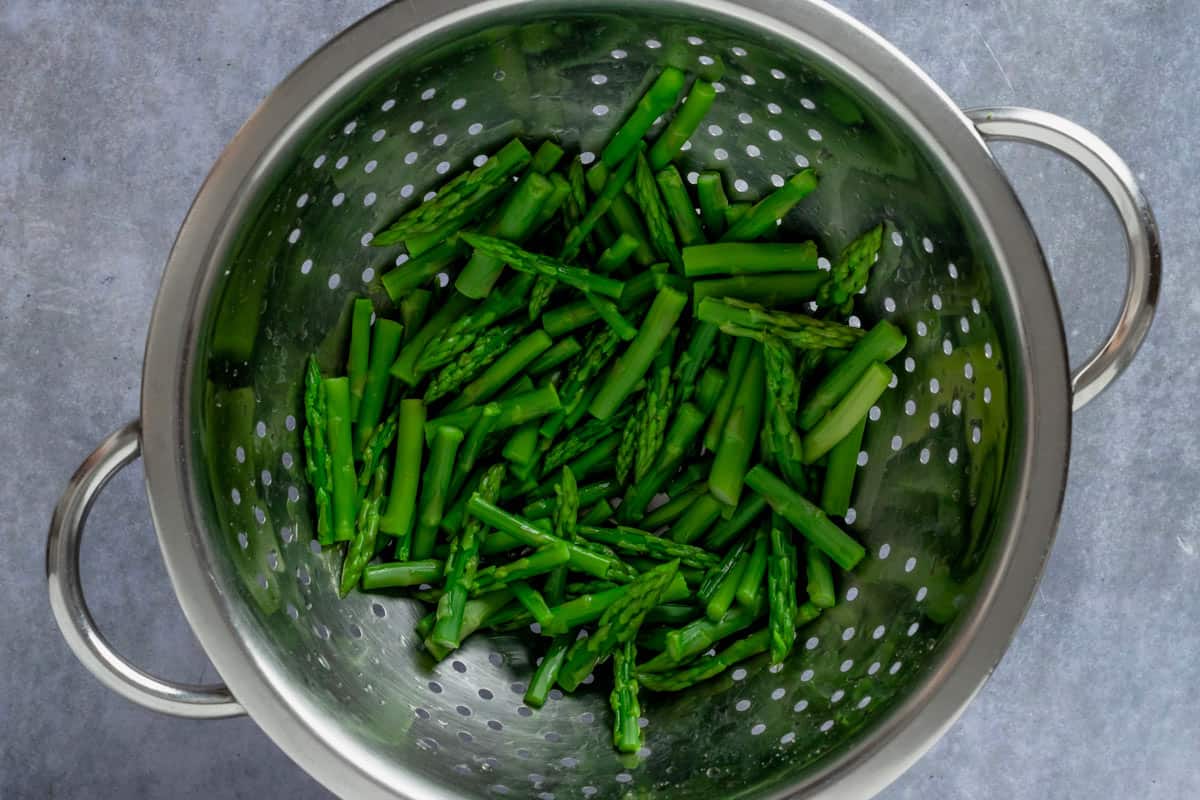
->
1 0 1195 797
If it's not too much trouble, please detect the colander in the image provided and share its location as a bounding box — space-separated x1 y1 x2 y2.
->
46 1 1161 798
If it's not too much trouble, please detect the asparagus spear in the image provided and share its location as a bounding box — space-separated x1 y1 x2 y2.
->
399 290 432 344
381 241 464 301
579 525 719 569
692 277 825 321
389 292 474 385
423 321 525 403
672 320 719 406
698 532 752 605
444 330 553 412
530 141 565 174
455 172 556 298
621 402 708 521
603 192 657 265
356 411 397 494
361 560 443 590
427 384 562 439
683 241 819 277
510 581 555 628
703 489 768 550
668 491 725 544
523 479 619 519
557 560 680 692
724 202 750 229
805 540 837 609
735 527 770 607
584 293 638 340
525 637 570 708
422 590 513 661
346 299 373 418
561 149 642 262
380 400 426 553
470 542 571 595
410 425 464 560
802 362 892 463
821 414 867 517
542 413 627 474
629 153 683 271
540 264 662 337
373 139 531 245
816 223 885 311
696 171 730 238
648 80 717 170
430 464 506 652
705 335 753 452
596 233 640 274
355 320 405 451
464 495 633 582
721 169 819 242
527 336 582 376
542 465 580 605
449 403 500 499
460 232 624 299
601 67 687 167
303 357 334 545
324 377 359 542
695 366 725 415
639 482 707 530
669 595 761 662
761 334 806 487
589 286 688 420
340 462 386 597
744 465 865 570
611 641 643 753
709 341 767 506
413 275 532 373
798 320 906 429
697 297 863 350
542 572 690 634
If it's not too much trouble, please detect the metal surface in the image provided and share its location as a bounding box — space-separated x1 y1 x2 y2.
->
45 420 243 719
39 0 1158 798
968 107 1162 411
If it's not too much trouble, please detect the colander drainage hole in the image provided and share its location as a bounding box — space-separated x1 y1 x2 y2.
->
372 602 386 618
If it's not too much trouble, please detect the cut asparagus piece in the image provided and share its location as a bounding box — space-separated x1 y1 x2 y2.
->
798 320 906 429
611 641 642 753
802 362 893 463
355 319 405 451
601 67 687 167
648 80 718 170
805 540 837 609
410 425 464 560
455 171 556 298
708 344 765 507
461 232 624 299
744 465 865 570
324 377 359 543
696 171 730 238
692 273 827 310
361 560 444 590
820 414 868 517
721 169 819 242
683 241 819 277
346 298 373 418
578 525 720 569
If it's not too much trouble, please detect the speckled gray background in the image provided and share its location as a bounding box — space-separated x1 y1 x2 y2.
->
1 0 1196 797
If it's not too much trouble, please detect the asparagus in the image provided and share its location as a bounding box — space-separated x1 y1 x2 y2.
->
422 589 513 661
621 402 707 521
427 384 562 439
802 362 892 463
389 292 474 385
561 149 641 262
668 491 725 544
464 495 633 582
460 232 624 299
542 465 580 604
356 411 397 496
805 540 837 609
666 463 708 497
579 525 719 569
445 330 553 412
683 241 819 277
735 527 770 607
378 401 426 556
596 233 640 274
629 153 683 271
581 500 616 526
721 169 819 242
562 432 620 485
471 542 571 595
355 319 405 451
603 192 657 265
510 582 555 628
381 241 463 301
816 223 885 310
540 265 662 337
525 637 570 708
640 483 707 530
399 290 432 344
697 532 752 605
410 425 464 560
703 491 768 550
635 331 676 481
557 560 680 692
373 139 531 245
423 321 525 403
542 413 627 474
697 297 863 350
611 641 643 753
820 414 867 517
346 298 373 418
584 292 639 340
724 202 750 229
523 479 618 519
302 357 334 545
543 572 690 635
361 560 443 590
639 628 767 692
601 67 686 167
324 377 359 542
705 336 753 452
669 596 761 662
704 543 750 622
673 321 719 404
708 344 765 507
449 403 500 499
648 80 717 170
455 172 556 298
695 366 725 414
589 286 688 420
761 335 806 487
530 141 565 174
503 420 540 466
744 465 865 570
527 336 582 376
798 320 906 429
431 464 506 652
547 325 622 432
691 273 827 310
414 275 533 373
696 171 730 238
340 462 386 597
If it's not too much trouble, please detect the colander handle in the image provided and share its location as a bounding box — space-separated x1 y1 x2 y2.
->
46 420 245 719
968 106 1161 411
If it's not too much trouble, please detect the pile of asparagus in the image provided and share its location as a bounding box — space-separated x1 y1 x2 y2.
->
302 65 906 754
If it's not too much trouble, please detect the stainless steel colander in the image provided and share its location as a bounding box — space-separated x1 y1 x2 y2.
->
47 1 1160 798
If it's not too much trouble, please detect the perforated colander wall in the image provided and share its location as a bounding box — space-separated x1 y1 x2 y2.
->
195 8 1010 799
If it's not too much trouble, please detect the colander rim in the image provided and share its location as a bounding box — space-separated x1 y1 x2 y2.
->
140 1 1071 798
